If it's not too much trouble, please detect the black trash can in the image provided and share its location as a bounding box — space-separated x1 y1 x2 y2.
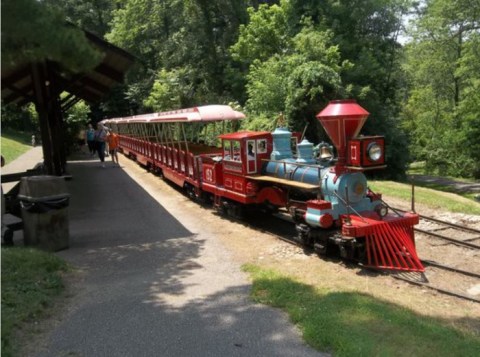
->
18 176 70 251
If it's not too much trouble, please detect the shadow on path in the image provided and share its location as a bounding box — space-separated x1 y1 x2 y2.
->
34 158 323 357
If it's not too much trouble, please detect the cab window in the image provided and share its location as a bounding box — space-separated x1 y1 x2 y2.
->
232 141 241 162
223 140 242 162
223 140 231 159
256 139 267 154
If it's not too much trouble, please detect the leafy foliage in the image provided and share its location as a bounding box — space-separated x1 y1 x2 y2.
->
63 99 91 152
107 0 249 110
1 105 38 133
144 68 195 111
4 0 477 178
1 0 101 72
230 3 291 65
401 0 480 178
44 0 115 37
231 1 410 176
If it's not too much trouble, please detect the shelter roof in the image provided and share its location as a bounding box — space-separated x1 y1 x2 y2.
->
102 105 246 124
1 30 135 109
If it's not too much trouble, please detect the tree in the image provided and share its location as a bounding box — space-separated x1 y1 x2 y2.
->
43 0 116 37
1 104 38 133
63 100 92 153
144 68 195 111
401 0 480 178
107 0 249 112
231 0 410 177
230 3 291 66
1 0 100 72
232 3 344 133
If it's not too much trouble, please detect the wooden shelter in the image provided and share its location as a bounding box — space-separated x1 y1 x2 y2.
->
1 31 135 175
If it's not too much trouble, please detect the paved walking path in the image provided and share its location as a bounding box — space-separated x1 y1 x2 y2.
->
1 146 44 192
410 174 480 195
2 148 325 357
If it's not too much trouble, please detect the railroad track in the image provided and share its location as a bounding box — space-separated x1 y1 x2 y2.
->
384 209 480 303
392 261 480 304
194 194 480 304
394 208 480 249
245 209 480 304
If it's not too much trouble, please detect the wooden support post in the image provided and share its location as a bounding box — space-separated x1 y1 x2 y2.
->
30 62 67 175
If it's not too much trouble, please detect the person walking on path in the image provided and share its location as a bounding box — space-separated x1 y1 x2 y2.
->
85 124 96 156
107 129 120 165
94 123 108 167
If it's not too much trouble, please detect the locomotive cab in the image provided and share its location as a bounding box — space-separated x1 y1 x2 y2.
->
219 132 272 176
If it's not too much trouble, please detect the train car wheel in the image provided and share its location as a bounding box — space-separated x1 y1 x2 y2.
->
185 185 196 200
232 204 244 220
156 168 164 179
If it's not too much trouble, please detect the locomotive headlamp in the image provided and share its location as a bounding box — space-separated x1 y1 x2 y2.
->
367 143 382 162
347 136 385 168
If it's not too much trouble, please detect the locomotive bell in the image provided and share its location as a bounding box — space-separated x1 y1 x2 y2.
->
319 146 333 160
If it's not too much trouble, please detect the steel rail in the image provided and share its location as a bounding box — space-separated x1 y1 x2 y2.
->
394 208 480 236
415 227 480 249
392 208 480 249
419 214 480 235
255 213 480 304
421 260 480 279
210 208 480 304
392 275 480 304
206 206 480 304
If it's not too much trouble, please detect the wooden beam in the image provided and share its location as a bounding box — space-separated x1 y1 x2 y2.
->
3 83 35 104
1 66 31 89
61 97 82 112
78 76 110 93
94 63 124 83
66 86 102 103
60 92 76 105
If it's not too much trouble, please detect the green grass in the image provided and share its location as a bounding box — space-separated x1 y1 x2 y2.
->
1 130 32 164
1 247 69 357
243 264 480 357
369 180 480 215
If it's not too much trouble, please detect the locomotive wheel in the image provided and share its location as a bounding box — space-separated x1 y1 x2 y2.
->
227 203 244 219
295 224 313 247
313 243 327 255
219 199 244 219
261 201 279 215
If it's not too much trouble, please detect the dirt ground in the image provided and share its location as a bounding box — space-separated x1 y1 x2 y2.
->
120 157 480 337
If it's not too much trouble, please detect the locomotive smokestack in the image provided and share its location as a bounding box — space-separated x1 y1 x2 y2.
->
316 100 369 173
